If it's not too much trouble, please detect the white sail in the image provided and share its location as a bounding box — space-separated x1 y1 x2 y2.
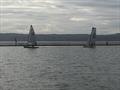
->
88 27 96 46
27 25 37 45
84 27 96 48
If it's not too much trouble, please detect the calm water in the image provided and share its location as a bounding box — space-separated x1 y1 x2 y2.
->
0 46 120 90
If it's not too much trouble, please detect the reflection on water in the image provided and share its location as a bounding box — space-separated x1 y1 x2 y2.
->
0 46 120 90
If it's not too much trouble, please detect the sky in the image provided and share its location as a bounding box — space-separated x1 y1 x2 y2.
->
0 0 120 34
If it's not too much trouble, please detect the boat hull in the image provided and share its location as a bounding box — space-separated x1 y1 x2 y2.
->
83 45 96 48
24 46 39 48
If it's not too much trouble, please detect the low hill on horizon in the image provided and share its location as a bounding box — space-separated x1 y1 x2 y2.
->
0 33 120 41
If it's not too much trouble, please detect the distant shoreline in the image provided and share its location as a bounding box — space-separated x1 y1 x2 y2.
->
0 33 120 41
0 41 120 46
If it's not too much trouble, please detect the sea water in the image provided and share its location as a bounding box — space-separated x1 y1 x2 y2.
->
0 46 120 90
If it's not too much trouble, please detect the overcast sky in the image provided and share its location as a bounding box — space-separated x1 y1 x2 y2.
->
0 0 120 34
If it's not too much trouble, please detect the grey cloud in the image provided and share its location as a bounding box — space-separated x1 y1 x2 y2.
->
0 0 120 34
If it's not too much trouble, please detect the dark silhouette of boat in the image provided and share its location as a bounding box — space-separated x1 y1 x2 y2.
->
83 44 96 48
24 45 39 48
